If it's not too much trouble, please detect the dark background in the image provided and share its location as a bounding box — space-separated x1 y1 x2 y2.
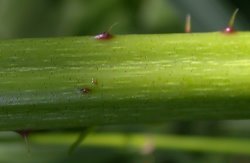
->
0 0 249 39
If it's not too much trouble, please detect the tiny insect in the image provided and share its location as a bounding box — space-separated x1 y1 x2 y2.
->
94 22 118 40
224 8 239 34
185 14 191 33
80 87 91 94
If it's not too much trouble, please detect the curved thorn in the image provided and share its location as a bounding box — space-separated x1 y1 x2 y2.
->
228 8 239 28
16 130 31 153
68 127 92 155
107 22 119 33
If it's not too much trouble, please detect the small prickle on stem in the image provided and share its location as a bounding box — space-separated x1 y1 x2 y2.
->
94 22 118 40
16 130 31 152
94 32 113 40
224 8 239 34
80 87 91 94
68 127 92 155
92 78 98 85
185 14 191 33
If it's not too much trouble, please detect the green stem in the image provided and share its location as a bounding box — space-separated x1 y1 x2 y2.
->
31 133 250 155
1 32 250 130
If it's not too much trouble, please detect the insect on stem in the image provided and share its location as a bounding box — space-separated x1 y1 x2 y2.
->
185 14 191 33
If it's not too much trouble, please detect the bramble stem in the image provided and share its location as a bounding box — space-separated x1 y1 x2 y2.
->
1 33 250 130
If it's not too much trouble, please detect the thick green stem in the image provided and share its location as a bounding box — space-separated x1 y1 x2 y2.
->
1 32 250 130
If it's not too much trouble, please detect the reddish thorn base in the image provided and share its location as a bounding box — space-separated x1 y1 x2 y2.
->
224 27 235 34
16 130 30 138
94 32 113 40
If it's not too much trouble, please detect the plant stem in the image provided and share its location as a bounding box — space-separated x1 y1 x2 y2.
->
31 133 250 155
1 32 250 130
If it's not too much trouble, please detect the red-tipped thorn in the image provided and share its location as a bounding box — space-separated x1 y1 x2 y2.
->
185 14 191 33
94 32 113 40
16 130 31 152
94 22 118 40
224 8 239 34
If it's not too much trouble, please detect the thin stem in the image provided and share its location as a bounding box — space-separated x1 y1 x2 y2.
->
31 133 250 155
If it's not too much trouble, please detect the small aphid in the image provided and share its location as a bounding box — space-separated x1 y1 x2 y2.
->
80 87 91 94
224 8 239 34
185 14 191 33
92 78 98 85
94 22 118 40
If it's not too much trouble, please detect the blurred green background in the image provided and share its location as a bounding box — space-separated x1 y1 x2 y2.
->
0 0 249 39
1 0 250 162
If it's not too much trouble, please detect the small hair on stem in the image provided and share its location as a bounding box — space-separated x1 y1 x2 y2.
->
224 8 239 34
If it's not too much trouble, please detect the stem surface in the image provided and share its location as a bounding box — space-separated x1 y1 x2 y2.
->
1 32 250 130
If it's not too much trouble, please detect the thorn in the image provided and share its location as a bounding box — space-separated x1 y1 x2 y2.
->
224 8 239 34
185 14 191 33
92 78 98 85
229 8 239 28
16 130 31 153
68 127 92 155
94 22 118 40
107 22 119 33
94 32 113 40
80 87 91 94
